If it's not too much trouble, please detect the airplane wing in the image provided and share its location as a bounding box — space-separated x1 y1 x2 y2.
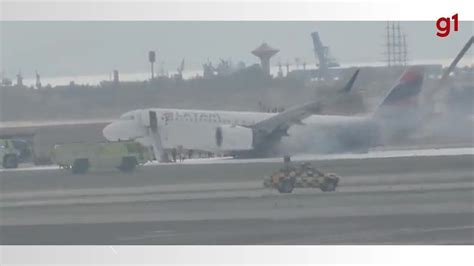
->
250 101 321 149
251 68 360 140
252 101 320 136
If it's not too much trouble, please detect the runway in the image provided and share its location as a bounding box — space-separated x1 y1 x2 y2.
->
0 149 473 244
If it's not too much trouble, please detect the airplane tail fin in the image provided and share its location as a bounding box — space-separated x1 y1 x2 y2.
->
373 66 425 143
375 66 424 117
339 69 360 93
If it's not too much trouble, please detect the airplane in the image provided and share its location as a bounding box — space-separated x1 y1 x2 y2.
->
102 36 473 161
102 66 425 160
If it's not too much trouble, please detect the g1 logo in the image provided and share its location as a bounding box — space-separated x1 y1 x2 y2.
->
436 13 459 38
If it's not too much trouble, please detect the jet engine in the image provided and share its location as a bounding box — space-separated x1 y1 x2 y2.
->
215 125 254 151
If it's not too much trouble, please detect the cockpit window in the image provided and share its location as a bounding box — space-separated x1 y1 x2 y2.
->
120 112 135 120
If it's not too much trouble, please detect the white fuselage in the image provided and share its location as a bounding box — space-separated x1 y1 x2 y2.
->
103 108 376 155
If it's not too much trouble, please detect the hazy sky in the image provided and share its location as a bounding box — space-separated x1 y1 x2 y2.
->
1 21 473 78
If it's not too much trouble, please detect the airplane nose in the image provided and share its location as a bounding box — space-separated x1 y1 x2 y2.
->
103 122 120 141
103 121 144 141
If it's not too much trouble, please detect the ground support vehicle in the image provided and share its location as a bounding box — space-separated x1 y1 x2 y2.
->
263 162 340 193
51 141 151 174
0 138 20 168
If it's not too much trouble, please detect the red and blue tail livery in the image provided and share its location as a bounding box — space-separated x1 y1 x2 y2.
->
379 66 424 109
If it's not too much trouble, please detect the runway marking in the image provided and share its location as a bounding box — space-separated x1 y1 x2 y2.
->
1 147 472 172
117 230 176 242
3 200 473 227
0 181 261 200
401 225 474 233
1 180 473 208
3 169 473 201
149 147 474 165
0 165 60 172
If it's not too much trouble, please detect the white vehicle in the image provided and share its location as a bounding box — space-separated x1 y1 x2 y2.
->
102 67 425 160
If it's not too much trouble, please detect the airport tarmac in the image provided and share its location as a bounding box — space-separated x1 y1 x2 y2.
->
0 149 473 244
